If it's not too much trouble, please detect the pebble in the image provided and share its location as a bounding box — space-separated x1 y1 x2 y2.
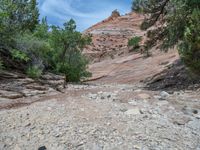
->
128 100 137 106
38 146 47 150
182 106 198 116
134 89 142 92
138 93 151 99
193 113 200 119
125 108 141 115
173 116 192 125
160 91 170 99
157 101 169 106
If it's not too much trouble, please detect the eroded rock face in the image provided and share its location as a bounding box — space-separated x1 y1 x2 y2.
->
0 73 65 109
84 12 145 62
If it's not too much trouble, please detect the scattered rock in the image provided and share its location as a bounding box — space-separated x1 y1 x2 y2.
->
101 96 105 99
194 113 200 119
14 144 21 150
134 89 142 93
128 100 137 106
107 94 111 98
125 108 141 115
159 91 170 100
138 93 151 99
38 146 47 150
160 91 170 97
0 143 6 150
120 108 128 112
153 95 162 99
0 82 199 150
173 116 192 125
133 145 142 150
157 101 169 106
88 93 97 99
182 106 199 116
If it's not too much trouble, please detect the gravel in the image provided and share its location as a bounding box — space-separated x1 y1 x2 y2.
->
0 84 200 150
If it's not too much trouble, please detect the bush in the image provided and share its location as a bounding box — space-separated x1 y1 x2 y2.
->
55 52 91 82
15 32 51 69
26 65 42 79
128 36 141 50
11 49 30 62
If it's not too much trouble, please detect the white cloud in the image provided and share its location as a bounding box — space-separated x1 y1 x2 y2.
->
38 0 131 31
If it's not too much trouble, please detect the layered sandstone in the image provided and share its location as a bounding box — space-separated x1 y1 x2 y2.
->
84 11 145 62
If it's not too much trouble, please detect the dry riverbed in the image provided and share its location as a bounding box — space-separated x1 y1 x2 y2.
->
0 83 200 150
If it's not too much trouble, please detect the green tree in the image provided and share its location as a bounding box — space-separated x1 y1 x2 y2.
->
0 0 39 48
0 1 92 83
132 0 200 74
178 9 200 74
50 19 92 87
33 17 49 40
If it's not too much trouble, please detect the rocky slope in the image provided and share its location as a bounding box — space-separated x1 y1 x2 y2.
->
88 49 179 84
84 11 145 62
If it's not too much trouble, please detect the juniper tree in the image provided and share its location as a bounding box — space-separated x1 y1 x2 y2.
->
132 0 200 74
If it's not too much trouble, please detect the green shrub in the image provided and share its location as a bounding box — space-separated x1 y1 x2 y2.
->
15 32 51 69
128 36 141 50
26 65 42 79
11 49 30 62
55 52 92 82
178 9 200 75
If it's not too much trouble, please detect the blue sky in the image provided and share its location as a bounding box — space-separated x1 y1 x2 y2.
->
38 0 132 31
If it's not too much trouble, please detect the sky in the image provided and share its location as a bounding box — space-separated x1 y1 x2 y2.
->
37 0 132 31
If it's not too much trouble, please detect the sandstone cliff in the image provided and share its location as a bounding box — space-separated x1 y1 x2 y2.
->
84 11 145 62
85 10 180 85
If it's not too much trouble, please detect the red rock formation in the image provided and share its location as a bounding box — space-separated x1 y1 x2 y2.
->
84 11 145 62
83 11 179 84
